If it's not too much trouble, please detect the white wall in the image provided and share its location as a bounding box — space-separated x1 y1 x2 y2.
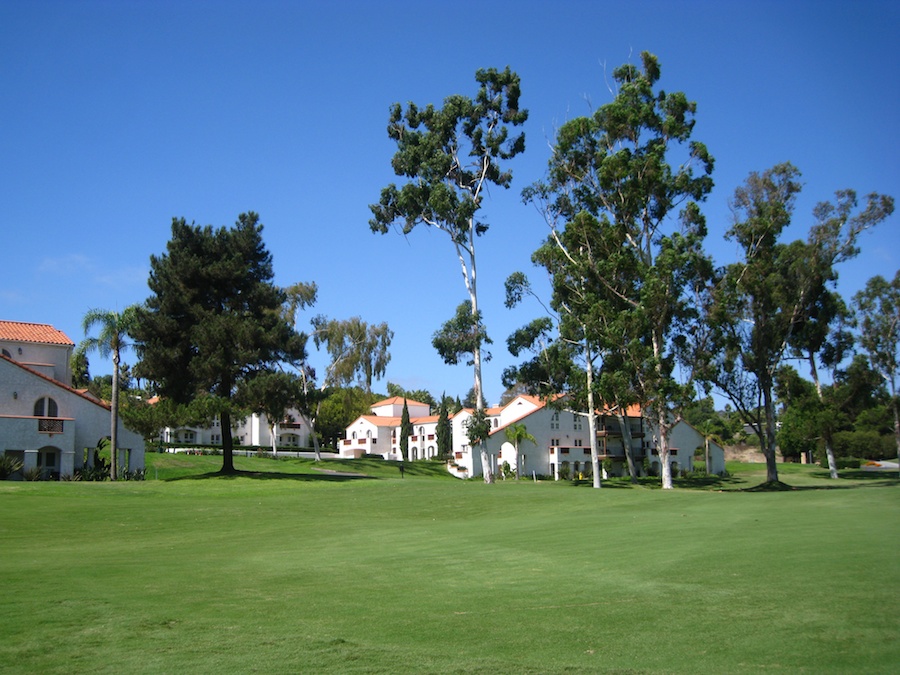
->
0 357 144 478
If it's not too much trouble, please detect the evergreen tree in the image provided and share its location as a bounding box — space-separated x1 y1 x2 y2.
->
133 213 305 474
436 401 452 460
399 398 411 461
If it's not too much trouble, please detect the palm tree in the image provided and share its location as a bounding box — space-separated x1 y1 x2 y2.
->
504 422 536 480
80 307 135 480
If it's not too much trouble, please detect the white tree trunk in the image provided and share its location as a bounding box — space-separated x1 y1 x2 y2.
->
657 408 673 490
480 447 494 484
585 343 601 488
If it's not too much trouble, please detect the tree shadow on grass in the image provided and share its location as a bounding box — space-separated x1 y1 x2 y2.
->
164 469 376 483
570 473 745 490
741 474 899 492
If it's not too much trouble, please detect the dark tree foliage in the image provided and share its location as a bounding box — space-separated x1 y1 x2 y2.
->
436 402 452 460
399 398 411 461
432 300 492 368
133 213 306 473
698 165 893 483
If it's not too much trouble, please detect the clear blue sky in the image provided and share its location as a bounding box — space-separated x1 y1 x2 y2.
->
2 0 897 406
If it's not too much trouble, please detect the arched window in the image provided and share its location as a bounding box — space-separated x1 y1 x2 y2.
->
34 397 58 417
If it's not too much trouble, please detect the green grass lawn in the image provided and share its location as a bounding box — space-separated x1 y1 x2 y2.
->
1 456 897 673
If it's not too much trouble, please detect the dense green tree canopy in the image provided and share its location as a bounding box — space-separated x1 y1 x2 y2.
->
133 212 305 473
512 52 714 488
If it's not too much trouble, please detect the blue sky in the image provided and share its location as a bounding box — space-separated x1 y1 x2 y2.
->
2 0 897 406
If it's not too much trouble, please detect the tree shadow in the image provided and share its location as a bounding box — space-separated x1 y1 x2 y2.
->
740 475 899 492
164 469 376 483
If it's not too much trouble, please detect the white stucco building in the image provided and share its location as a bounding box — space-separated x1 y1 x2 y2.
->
0 320 145 479
340 396 438 460
342 393 725 480
158 408 312 451
454 395 726 479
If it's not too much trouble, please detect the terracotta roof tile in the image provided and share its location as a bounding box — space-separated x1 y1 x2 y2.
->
371 396 431 409
0 320 74 346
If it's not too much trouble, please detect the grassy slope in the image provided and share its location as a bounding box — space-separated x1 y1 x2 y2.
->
0 456 896 673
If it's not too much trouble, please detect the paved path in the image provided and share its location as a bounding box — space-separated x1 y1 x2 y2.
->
862 460 899 471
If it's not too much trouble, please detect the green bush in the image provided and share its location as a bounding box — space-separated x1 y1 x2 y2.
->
0 454 24 479
821 457 862 470
23 466 44 481
831 430 893 460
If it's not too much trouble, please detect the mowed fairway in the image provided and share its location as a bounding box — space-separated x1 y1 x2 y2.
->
1 456 897 674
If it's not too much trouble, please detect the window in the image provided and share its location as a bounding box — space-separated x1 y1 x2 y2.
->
574 439 583 447
550 411 559 430
573 414 582 431
33 397 58 418
551 438 559 447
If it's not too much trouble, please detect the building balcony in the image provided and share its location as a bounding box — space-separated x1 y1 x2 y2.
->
0 414 75 450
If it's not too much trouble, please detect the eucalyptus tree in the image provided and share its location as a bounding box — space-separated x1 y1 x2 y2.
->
504 214 620 488
369 67 527 412
517 52 714 488
311 316 393 394
854 271 900 469
133 213 306 474
788 191 894 477
80 306 137 480
699 166 892 484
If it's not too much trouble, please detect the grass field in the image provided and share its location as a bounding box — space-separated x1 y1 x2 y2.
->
1 455 897 673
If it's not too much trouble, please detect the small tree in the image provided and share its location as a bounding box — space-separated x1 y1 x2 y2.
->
436 401 452 460
504 422 535 480
399 398 411 461
466 408 494 484
80 306 137 480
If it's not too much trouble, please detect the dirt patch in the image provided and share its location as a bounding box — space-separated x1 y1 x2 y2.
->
724 445 768 463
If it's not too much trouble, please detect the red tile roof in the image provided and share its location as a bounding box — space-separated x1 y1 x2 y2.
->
0 320 74 346
371 396 431 409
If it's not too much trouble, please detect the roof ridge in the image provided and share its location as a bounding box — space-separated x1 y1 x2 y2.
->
0 353 111 412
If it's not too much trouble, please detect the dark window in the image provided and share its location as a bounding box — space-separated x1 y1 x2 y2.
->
33 397 58 417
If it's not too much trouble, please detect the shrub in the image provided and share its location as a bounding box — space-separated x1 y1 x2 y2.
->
831 430 893 461
0 453 24 479
23 466 44 481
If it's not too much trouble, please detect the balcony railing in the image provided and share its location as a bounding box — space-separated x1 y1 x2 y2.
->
38 418 64 434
